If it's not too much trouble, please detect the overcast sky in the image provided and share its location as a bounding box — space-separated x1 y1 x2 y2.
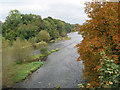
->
0 0 92 24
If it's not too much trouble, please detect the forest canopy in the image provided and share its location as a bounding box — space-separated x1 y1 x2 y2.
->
2 10 74 43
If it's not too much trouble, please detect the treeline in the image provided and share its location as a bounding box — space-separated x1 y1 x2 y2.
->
2 10 74 43
77 1 119 88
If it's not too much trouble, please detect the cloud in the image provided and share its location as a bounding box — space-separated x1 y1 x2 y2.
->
42 2 88 24
0 0 91 24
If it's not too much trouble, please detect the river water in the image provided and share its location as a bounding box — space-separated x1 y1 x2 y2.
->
14 32 84 88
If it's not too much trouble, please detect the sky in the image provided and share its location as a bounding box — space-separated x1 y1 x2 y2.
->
0 0 92 24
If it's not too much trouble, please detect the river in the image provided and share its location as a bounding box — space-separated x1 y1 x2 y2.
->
14 31 84 88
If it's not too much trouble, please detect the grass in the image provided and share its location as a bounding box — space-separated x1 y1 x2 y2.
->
25 52 51 62
33 54 41 58
50 48 60 53
24 55 40 62
46 51 51 55
50 40 55 43
3 61 43 87
13 51 51 83
13 61 43 83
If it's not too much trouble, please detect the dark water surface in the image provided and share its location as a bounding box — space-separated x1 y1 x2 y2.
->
14 32 84 88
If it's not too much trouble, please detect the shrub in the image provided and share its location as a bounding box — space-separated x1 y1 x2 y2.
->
50 40 55 43
12 37 33 63
37 30 50 42
35 41 48 49
98 51 119 88
40 47 48 55
50 48 60 53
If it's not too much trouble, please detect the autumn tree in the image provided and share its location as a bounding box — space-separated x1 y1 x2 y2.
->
76 0 119 88
74 24 81 32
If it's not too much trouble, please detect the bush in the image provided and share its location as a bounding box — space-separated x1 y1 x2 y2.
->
98 51 119 88
35 41 48 49
50 40 55 43
12 37 33 63
37 30 50 42
50 48 60 53
40 47 48 55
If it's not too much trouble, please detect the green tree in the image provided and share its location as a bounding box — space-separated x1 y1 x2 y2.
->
37 30 50 42
4 10 21 30
17 23 38 40
2 10 21 41
2 9 73 42
21 14 41 24
52 29 59 38
42 20 51 31
28 37 37 46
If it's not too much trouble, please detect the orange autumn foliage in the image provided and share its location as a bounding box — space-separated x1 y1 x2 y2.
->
74 24 81 31
76 1 119 88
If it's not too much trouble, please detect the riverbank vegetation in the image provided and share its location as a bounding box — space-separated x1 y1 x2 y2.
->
2 9 74 87
2 10 73 42
3 61 43 86
76 0 119 88
50 48 60 53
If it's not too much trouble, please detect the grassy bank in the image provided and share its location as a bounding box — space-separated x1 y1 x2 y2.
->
13 62 43 83
25 54 49 63
3 47 61 87
3 61 43 87
2 36 62 87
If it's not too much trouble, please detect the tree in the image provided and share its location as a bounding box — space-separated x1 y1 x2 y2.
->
17 23 38 40
76 0 119 88
2 9 73 42
74 24 80 31
28 37 37 46
64 23 72 33
52 29 59 38
37 30 50 42
4 10 21 30
2 10 22 41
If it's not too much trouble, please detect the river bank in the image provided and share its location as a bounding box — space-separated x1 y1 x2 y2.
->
14 32 84 88
2 34 71 88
